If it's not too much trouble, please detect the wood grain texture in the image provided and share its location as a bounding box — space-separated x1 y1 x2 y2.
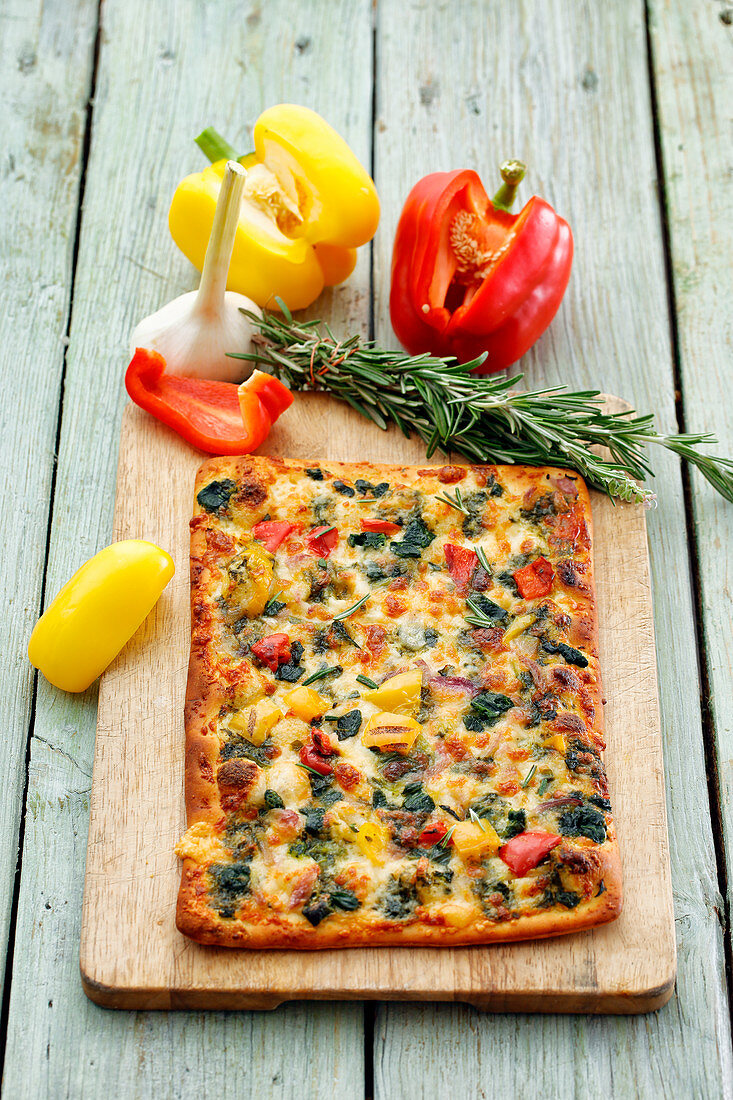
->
78 395 673 1012
649 0 733 899
0 0 98 989
372 0 732 1094
1 0 371 1096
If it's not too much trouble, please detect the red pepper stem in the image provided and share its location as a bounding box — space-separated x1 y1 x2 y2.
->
491 159 526 212
195 160 247 316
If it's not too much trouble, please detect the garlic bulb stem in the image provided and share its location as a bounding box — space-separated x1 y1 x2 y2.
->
196 160 247 316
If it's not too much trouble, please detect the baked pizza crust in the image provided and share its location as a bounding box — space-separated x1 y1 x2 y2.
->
177 456 622 948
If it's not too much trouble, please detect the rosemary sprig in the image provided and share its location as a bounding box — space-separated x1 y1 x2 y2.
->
465 596 502 630
229 306 733 505
468 808 488 831
521 764 537 789
296 762 327 778
333 593 370 620
356 674 378 690
302 664 343 686
475 546 492 574
435 486 469 514
537 774 553 797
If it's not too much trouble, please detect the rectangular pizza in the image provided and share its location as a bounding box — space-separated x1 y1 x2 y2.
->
175 456 622 948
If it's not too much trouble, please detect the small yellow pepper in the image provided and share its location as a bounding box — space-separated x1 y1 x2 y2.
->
28 540 174 693
224 542 273 617
169 105 380 311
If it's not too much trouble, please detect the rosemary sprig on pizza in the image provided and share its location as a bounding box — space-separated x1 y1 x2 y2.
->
176 456 621 947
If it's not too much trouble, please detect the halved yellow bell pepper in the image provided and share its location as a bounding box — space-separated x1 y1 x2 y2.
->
169 105 380 311
28 540 174 693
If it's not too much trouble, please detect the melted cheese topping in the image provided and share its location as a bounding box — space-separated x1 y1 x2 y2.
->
180 460 613 934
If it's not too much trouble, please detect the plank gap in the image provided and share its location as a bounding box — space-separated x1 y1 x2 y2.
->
0 0 104 1079
644 0 733 1017
364 1001 376 1100
368 0 379 344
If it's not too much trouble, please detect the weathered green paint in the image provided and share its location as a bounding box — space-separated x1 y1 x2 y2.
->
372 0 732 1095
1 0 370 1096
649 0 733 906
1 0 732 1095
0 0 99 995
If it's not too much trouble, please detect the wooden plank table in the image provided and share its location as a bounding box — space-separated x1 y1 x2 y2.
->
1 0 730 1095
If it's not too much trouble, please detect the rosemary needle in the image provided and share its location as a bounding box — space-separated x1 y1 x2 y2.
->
475 546 492 574
435 487 469 514
229 305 733 505
333 593 370 620
302 665 343 686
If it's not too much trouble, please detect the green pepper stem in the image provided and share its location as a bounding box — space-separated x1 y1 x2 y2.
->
195 127 238 164
195 160 247 315
491 160 526 212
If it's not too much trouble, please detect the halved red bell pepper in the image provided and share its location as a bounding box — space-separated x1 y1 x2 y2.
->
499 831 561 876
513 556 555 600
252 521 299 552
390 162 573 372
125 349 293 455
444 543 478 594
251 633 291 671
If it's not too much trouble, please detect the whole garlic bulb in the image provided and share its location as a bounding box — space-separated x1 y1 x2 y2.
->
131 161 261 382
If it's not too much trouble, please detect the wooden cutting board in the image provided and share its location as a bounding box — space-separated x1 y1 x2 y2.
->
80 397 675 1012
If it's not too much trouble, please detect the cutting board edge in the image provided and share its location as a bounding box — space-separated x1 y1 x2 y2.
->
80 964 677 1015
80 397 675 1014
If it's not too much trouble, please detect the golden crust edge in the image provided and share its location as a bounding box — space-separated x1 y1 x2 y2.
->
175 844 622 949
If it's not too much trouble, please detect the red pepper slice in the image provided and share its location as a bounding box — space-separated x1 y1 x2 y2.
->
299 743 333 776
513 557 555 600
125 349 270 454
417 822 449 847
548 512 581 544
312 729 337 756
251 633 291 672
252 521 298 553
125 351 293 455
239 369 294 426
444 543 478 594
390 163 573 372
361 519 402 536
306 526 339 557
499 831 561 876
